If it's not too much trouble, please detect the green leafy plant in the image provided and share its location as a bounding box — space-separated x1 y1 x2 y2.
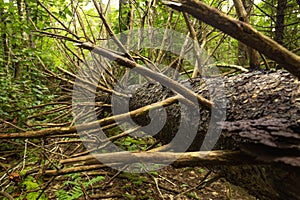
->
17 175 47 200
122 172 148 186
56 173 104 200
114 136 151 151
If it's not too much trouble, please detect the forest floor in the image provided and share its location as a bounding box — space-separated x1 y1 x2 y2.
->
2 155 256 199
1 138 256 200
44 165 257 199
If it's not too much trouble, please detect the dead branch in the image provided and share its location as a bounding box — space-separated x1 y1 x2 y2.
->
77 42 213 109
162 0 300 78
59 150 261 167
45 164 106 176
0 95 179 139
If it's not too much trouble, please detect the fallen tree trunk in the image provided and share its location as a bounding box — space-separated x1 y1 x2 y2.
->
218 118 300 200
55 118 299 198
3 70 298 199
130 70 299 150
129 70 300 199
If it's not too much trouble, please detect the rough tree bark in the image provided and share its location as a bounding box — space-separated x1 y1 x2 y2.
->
274 0 287 45
129 70 300 199
218 118 300 200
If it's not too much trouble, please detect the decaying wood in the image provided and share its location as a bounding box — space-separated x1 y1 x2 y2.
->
129 70 300 199
59 150 258 166
221 118 300 167
49 116 299 199
219 118 300 200
45 164 106 176
52 149 262 177
130 70 299 149
162 0 300 78
3 70 298 199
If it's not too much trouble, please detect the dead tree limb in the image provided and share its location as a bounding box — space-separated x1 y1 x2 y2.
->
77 42 213 109
0 95 179 139
55 117 299 198
162 0 300 78
59 150 259 166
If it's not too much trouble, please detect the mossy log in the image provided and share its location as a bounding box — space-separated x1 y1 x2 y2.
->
129 70 300 200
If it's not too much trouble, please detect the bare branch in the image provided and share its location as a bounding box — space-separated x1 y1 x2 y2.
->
162 0 300 78
59 150 261 166
77 42 213 109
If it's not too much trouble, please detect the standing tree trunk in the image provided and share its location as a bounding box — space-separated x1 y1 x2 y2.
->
233 0 248 67
274 0 287 69
0 0 9 74
14 0 25 79
24 0 35 48
233 0 260 69
274 0 287 45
